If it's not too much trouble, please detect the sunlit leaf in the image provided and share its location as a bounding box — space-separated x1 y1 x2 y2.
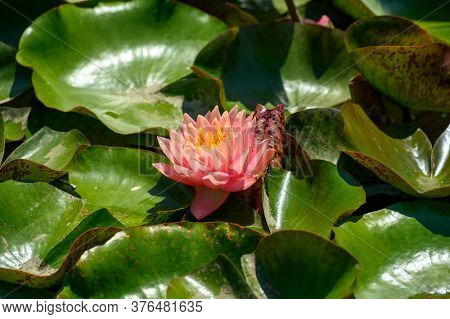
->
264 163 365 238
335 201 450 298
339 102 450 197
59 223 262 298
0 181 118 287
67 146 193 226
0 127 90 182
17 0 228 134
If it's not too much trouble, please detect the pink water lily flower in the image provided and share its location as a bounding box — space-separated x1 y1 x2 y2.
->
153 106 275 220
306 15 334 28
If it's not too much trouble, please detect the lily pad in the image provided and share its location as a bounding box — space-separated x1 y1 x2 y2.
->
263 163 366 238
333 0 450 43
334 201 450 298
339 102 450 197
60 222 262 298
167 255 256 299
0 181 102 287
0 42 30 103
43 209 124 268
16 0 228 134
0 127 90 182
195 21 358 112
67 146 193 226
254 231 359 298
241 254 267 298
0 107 31 141
345 16 450 112
286 108 343 164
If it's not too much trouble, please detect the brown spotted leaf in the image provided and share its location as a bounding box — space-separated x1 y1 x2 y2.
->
0 127 89 182
339 102 450 197
345 16 450 112
0 181 121 288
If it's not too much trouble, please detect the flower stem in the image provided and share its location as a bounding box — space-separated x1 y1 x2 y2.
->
284 0 304 24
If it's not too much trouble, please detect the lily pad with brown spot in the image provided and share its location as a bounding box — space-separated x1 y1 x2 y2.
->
333 0 450 43
345 16 450 112
0 107 31 142
0 127 90 182
58 222 262 298
0 181 121 288
339 102 450 197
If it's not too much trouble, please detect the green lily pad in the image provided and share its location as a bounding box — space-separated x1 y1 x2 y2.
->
241 254 267 298
16 0 228 134
345 16 450 112
0 127 90 182
0 107 30 141
339 102 450 197
167 255 256 299
334 201 450 298
263 163 366 238
60 222 262 298
43 209 124 268
286 108 343 164
67 146 193 226
333 0 450 43
0 181 96 287
0 42 30 103
196 21 358 112
254 231 359 298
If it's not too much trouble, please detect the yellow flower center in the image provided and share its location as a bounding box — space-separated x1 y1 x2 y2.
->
196 126 227 150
